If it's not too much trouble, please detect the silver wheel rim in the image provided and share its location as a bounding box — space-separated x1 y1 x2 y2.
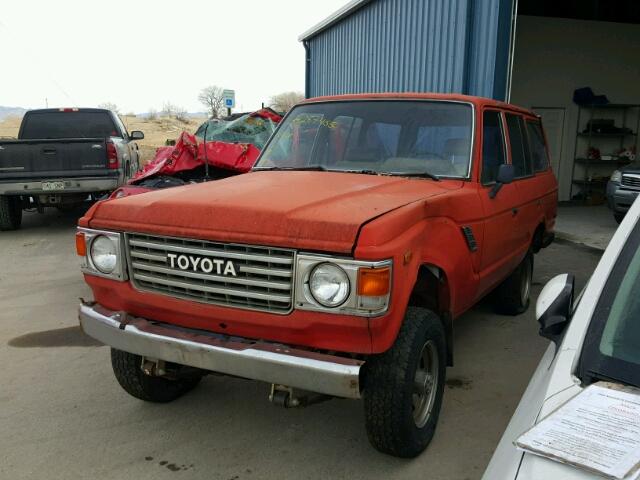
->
520 259 532 306
412 340 439 428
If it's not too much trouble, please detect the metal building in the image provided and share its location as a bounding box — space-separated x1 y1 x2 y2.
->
299 0 516 101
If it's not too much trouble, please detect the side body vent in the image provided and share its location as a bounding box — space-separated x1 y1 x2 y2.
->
461 226 478 252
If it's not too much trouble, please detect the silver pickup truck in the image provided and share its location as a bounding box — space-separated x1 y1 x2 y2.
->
0 108 143 230
607 165 640 223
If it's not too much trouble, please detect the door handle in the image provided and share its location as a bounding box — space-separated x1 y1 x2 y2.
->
512 208 519 216
42 148 57 155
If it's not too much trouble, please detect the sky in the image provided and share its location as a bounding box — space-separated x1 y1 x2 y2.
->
0 0 347 113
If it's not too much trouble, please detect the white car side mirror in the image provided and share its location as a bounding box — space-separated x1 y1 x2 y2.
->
536 273 575 344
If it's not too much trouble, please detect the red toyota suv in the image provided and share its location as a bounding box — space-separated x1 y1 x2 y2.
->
76 93 557 457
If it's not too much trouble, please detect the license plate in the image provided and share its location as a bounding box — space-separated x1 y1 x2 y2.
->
42 181 65 191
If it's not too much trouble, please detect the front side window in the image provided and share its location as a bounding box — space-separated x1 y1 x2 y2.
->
526 121 550 172
505 114 532 178
579 222 640 388
256 101 473 178
481 110 506 184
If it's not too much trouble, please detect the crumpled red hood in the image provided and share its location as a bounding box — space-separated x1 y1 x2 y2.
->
85 171 458 253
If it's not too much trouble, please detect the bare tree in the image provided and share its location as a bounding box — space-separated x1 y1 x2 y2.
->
162 102 178 117
174 107 189 123
269 91 304 113
161 102 189 122
198 86 226 118
98 102 119 113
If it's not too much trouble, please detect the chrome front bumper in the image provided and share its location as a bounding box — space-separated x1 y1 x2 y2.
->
78 302 363 399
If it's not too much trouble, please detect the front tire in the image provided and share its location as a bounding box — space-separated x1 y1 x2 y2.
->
0 196 22 231
493 252 533 315
110 349 201 403
363 307 446 458
614 212 625 224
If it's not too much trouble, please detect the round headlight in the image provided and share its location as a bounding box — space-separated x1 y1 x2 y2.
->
90 235 118 274
309 263 350 307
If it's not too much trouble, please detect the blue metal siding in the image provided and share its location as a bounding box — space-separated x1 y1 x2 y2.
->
306 0 513 100
466 0 501 98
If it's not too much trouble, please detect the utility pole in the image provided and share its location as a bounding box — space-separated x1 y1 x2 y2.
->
45 98 48 108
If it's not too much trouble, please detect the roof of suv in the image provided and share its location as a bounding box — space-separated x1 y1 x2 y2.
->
301 92 534 116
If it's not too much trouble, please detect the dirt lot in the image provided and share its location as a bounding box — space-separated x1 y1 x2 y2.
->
0 207 600 480
0 114 205 166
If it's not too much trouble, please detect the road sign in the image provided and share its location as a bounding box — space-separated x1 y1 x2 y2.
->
222 89 235 109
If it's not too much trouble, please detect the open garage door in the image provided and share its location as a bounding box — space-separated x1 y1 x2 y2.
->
507 1 640 202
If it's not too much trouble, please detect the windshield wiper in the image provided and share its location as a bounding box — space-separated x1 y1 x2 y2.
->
341 169 392 176
340 169 440 181
254 166 440 181
254 166 329 172
389 171 441 181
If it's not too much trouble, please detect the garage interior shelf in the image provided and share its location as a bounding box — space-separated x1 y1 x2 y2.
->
570 103 640 204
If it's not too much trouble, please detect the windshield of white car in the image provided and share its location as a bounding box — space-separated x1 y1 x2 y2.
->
254 100 473 179
579 222 640 388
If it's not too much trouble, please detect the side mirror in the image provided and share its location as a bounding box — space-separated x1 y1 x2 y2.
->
489 164 515 199
130 131 144 140
536 273 575 344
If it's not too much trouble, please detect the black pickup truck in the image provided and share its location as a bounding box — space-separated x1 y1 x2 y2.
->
0 108 144 230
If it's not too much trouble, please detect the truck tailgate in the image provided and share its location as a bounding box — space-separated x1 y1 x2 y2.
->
0 138 111 179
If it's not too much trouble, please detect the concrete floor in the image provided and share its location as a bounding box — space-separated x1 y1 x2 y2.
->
0 209 601 480
555 204 618 251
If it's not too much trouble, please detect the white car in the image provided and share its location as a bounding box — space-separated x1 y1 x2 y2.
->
483 197 640 479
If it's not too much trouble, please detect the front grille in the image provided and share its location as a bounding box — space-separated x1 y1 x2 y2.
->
622 174 640 189
126 233 295 314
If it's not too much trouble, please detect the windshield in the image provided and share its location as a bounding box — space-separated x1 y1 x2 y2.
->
20 111 120 139
194 113 279 150
579 221 640 388
255 100 473 178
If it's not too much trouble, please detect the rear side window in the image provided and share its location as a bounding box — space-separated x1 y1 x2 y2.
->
526 121 549 172
20 112 120 139
505 114 532 178
481 111 506 184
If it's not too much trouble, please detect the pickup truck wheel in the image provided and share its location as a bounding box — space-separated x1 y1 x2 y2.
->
0 196 22 231
110 349 201 403
363 307 446 458
493 252 533 315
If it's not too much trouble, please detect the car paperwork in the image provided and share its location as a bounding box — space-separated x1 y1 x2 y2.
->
516 382 640 479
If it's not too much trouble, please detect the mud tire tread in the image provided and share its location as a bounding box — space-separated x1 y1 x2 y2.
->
110 348 201 403
493 252 533 316
363 307 446 458
0 196 22 231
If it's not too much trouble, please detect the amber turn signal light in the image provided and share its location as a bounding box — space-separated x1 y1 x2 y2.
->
75 232 86 256
358 267 390 296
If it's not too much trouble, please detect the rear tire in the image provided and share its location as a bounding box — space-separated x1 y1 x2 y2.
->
493 252 533 315
110 349 202 403
614 213 625 224
363 307 446 458
0 196 22 231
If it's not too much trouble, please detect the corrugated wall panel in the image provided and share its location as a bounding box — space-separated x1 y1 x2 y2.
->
308 0 471 97
466 0 501 98
306 0 514 100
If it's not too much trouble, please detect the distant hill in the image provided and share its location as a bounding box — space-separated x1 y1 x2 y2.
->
0 106 27 121
137 111 208 119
